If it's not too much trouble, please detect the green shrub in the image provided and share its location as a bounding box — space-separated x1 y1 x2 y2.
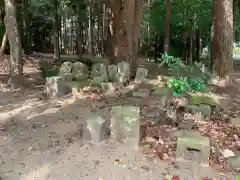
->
168 76 209 96
158 54 211 96
157 53 184 72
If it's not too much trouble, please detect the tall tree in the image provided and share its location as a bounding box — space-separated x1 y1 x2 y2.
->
211 0 233 77
111 0 144 76
88 0 94 55
4 0 23 88
164 0 171 53
53 0 60 61
23 0 31 53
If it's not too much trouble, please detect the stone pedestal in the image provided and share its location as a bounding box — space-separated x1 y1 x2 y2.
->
45 76 72 98
83 116 108 142
175 130 210 167
110 106 140 148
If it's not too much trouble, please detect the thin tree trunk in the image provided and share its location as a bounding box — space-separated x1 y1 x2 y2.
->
76 5 83 56
189 29 193 65
0 30 8 60
23 0 31 53
164 0 171 53
88 0 94 55
4 0 23 88
53 0 60 61
211 0 233 77
233 0 237 39
111 0 144 76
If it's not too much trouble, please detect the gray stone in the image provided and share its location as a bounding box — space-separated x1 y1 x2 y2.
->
175 130 210 166
221 149 235 158
193 112 205 121
59 61 73 80
45 76 72 98
186 104 211 120
133 89 150 98
231 117 240 128
152 87 172 109
111 106 140 148
176 97 189 108
101 82 117 94
91 63 108 85
228 156 240 171
83 116 108 142
108 65 118 82
166 106 177 121
134 67 148 82
119 83 138 95
72 62 89 81
116 61 130 84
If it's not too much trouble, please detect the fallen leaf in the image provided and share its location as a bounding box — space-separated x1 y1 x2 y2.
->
114 159 120 164
98 177 104 180
172 176 180 180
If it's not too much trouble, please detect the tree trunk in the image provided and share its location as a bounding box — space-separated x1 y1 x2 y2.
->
23 0 31 53
211 0 233 77
195 29 201 62
189 29 193 64
164 0 171 53
111 0 144 76
88 0 94 55
4 0 23 88
53 0 60 61
233 0 237 39
0 29 8 60
76 5 83 56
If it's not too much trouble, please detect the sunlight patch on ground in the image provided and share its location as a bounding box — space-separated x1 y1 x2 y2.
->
0 103 35 124
21 164 51 180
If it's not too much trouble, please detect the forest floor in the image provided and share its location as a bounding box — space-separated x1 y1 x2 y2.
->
0 56 239 180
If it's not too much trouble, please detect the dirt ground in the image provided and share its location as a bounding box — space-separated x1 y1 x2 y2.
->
0 57 239 180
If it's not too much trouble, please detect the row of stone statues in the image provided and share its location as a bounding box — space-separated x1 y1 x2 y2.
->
45 60 148 98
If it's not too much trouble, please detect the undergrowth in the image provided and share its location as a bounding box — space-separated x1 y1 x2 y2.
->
157 53 211 96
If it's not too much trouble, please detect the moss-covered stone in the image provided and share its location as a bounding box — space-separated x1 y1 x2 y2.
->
190 95 218 106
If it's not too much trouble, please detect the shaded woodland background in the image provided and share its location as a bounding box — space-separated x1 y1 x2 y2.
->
0 0 238 88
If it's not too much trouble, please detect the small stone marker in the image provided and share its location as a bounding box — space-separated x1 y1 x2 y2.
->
134 67 148 82
231 116 240 128
91 63 108 85
108 64 118 82
111 106 140 148
175 130 210 166
152 87 172 109
116 61 130 84
83 116 108 142
58 61 73 80
45 76 72 98
186 104 211 121
228 155 240 170
72 62 89 81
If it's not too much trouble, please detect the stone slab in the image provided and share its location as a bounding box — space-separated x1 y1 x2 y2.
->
175 130 210 167
110 106 140 148
83 116 108 142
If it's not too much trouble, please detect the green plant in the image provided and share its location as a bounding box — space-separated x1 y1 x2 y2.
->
187 77 208 92
168 76 189 96
168 76 209 96
157 53 184 72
